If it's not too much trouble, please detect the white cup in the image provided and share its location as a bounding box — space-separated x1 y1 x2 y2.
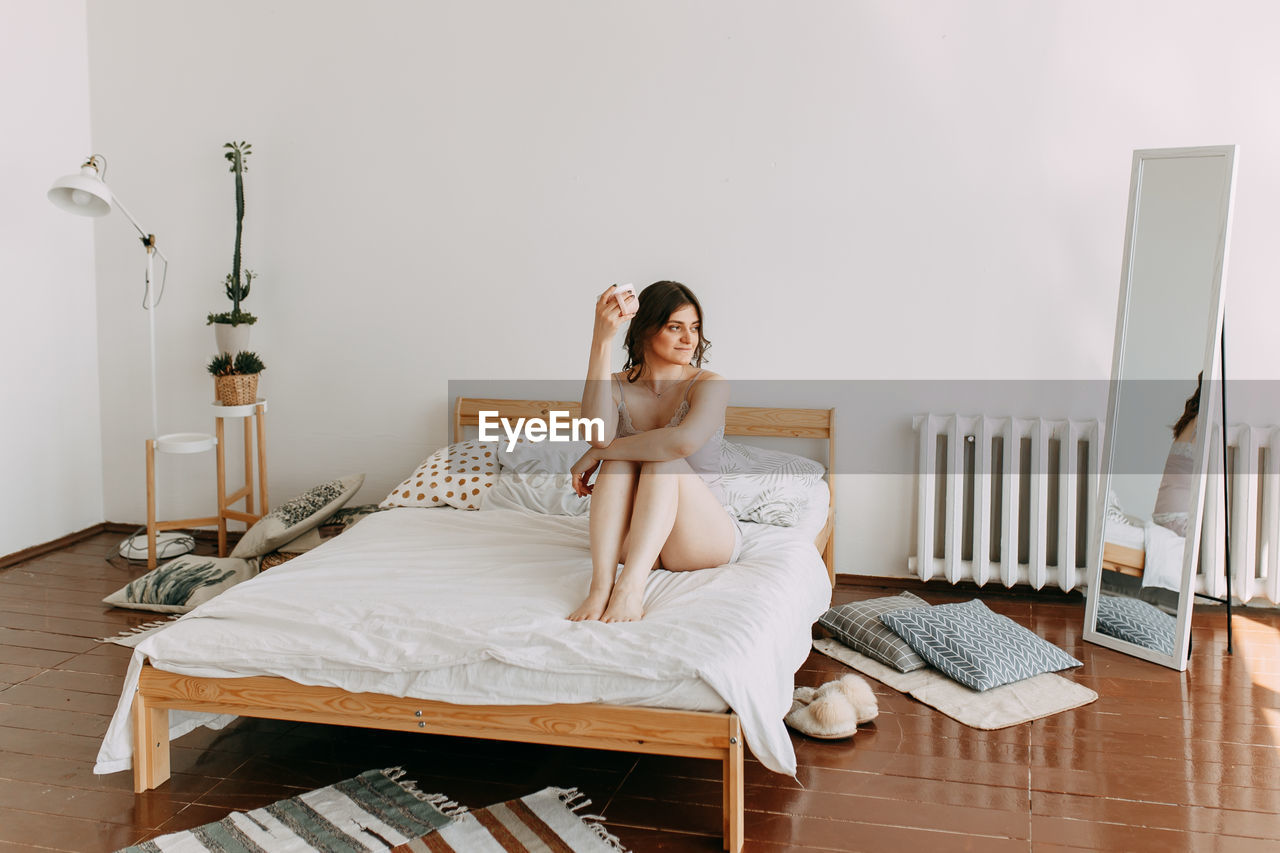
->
614 282 638 317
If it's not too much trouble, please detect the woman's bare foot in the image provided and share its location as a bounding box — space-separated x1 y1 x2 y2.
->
600 582 645 623
568 589 612 622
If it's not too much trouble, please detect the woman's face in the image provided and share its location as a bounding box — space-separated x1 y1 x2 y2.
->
643 303 700 367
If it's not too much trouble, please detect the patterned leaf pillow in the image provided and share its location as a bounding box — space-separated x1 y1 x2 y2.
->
381 440 499 510
720 440 825 477
880 599 1082 691
270 504 387 554
231 474 365 558
719 440 825 527
103 555 257 614
819 592 932 672
721 477 810 526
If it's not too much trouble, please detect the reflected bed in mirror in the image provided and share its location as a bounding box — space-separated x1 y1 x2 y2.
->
1084 146 1237 671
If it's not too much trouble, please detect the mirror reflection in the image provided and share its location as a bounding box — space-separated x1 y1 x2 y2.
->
1087 147 1235 668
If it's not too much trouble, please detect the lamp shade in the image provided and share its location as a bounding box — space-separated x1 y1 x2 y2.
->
48 165 113 217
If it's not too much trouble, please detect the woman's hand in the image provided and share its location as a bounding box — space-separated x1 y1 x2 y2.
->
571 447 602 497
592 285 630 343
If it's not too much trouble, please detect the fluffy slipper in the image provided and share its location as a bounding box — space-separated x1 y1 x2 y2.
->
792 685 819 705
785 675 879 739
813 674 878 724
785 689 858 739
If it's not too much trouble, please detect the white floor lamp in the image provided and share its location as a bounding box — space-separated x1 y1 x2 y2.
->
49 155 211 560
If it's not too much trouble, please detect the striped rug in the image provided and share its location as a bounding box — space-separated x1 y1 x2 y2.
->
392 787 625 852
118 769 626 852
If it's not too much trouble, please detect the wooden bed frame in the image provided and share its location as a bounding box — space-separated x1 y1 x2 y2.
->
131 399 836 853
1102 541 1145 578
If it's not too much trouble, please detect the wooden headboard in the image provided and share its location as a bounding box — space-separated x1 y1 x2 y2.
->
453 397 836 585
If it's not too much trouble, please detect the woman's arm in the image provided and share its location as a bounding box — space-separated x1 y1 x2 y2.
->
570 376 727 496
591 375 729 463
580 286 627 447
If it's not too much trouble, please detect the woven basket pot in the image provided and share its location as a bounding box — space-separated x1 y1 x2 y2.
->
214 373 259 406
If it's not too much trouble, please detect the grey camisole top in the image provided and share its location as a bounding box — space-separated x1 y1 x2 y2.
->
614 371 726 503
1152 436 1195 537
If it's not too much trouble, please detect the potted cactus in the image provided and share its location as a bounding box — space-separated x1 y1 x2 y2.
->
207 141 258 354
208 350 266 406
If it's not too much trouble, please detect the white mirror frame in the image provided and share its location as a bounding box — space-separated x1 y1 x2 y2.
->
1083 145 1238 671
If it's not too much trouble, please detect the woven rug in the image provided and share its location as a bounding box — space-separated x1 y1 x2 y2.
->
100 615 183 648
813 638 1097 729
392 787 625 852
118 768 626 852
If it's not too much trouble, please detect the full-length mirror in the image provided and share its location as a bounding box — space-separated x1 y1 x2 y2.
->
1084 146 1237 670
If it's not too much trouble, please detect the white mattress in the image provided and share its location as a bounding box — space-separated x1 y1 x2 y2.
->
97 501 832 777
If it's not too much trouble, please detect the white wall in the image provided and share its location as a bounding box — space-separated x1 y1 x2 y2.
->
0 0 104 556
80 1 1280 577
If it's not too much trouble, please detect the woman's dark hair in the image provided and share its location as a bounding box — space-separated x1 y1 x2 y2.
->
1173 372 1202 439
622 281 711 378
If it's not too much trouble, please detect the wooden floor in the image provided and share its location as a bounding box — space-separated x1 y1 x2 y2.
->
1 531 1278 852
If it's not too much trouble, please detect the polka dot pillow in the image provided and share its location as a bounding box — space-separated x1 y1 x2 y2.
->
380 440 499 510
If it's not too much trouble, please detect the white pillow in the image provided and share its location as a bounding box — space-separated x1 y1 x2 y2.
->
481 471 590 516
1105 489 1144 527
496 439 592 475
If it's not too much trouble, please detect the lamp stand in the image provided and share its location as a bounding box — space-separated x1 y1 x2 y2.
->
144 236 159 440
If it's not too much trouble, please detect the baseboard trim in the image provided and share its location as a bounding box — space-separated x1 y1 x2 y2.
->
106 523 232 545
835 573 1085 602
3 523 236 570
1 522 109 570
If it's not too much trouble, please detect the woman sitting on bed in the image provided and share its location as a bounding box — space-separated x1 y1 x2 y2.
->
1152 374 1202 538
567 281 741 623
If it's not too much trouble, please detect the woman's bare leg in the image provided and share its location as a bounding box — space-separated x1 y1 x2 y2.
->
601 458 736 623
568 459 639 621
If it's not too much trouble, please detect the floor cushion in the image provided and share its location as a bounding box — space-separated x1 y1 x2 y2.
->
880 598 1082 691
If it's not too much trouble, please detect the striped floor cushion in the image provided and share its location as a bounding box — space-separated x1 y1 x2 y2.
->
880 598 1082 691
1095 594 1178 656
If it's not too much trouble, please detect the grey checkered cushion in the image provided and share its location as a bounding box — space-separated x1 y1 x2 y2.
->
1095 595 1177 656
880 599 1082 691
818 592 931 672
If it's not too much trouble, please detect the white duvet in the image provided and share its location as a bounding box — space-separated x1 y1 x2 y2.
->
96 507 831 776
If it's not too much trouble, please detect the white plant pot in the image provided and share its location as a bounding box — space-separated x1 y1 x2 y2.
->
214 322 251 356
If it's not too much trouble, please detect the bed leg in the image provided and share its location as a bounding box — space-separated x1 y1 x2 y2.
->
133 690 171 793
723 719 744 852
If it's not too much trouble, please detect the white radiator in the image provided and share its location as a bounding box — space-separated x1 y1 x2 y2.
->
1205 424 1280 605
909 414 1101 592
909 414 1280 605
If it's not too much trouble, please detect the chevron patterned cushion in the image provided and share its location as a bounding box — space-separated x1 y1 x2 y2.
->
1095 594 1177 656
879 599 1082 691
819 592 931 672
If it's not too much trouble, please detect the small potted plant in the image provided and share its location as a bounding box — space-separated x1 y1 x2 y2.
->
207 140 258 354
208 350 266 406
